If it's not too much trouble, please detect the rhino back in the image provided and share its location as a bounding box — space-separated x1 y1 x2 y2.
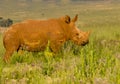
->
10 19 66 46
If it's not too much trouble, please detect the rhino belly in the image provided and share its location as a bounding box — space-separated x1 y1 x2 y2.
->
20 39 48 51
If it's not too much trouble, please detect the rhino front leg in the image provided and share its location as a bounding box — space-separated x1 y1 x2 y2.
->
50 40 65 53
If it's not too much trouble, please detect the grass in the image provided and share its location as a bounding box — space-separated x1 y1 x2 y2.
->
0 1 120 84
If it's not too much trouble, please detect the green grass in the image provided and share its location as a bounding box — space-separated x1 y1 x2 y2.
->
0 1 120 84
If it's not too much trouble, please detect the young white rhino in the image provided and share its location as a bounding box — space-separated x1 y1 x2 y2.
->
3 14 90 62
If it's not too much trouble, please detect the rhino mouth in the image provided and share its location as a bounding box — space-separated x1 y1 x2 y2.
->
81 41 89 46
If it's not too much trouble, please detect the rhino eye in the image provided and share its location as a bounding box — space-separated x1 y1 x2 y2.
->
76 33 79 36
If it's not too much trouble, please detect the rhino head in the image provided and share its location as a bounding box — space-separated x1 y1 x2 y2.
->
71 28 90 46
63 14 90 46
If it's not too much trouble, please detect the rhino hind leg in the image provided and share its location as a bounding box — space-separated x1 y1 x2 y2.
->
3 49 17 63
3 44 20 63
3 34 20 63
3 46 20 63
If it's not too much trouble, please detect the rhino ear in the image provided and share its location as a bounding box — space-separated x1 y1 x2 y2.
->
64 15 71 24
72 14 78 22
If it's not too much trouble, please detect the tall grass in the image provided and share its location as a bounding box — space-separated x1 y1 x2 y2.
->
0 1 120 84
0 29 120 83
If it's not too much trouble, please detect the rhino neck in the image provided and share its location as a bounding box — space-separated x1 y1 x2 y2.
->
57 19 71 41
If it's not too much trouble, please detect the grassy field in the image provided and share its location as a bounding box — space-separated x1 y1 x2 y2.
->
0 1 120 84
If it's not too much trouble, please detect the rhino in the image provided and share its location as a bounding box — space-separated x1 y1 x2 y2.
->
3 14 90 62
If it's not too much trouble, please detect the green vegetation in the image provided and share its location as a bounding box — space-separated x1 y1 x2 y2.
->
0 1 120 84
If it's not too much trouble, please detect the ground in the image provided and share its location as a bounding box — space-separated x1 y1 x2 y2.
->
0 0 120 84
